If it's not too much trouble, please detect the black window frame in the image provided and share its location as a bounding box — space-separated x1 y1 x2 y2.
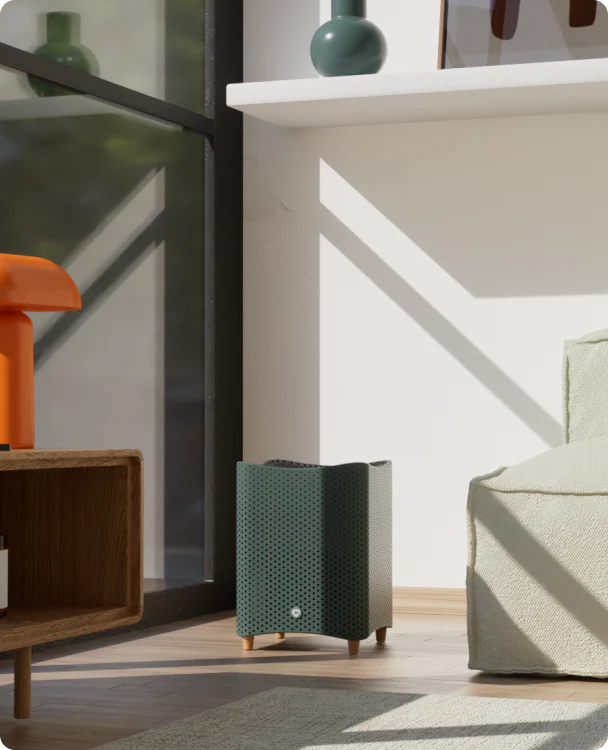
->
0 0 243 623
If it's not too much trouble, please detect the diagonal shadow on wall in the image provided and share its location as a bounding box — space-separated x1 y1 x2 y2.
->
317 116 608 299
320 206 562 447
34 213 165 370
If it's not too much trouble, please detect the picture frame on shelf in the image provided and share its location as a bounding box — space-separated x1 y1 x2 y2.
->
439 0 608 70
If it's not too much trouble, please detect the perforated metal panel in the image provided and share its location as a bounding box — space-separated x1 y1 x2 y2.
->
237 460 392 641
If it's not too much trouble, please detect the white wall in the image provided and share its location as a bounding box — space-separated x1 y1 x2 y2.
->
243 0 608 588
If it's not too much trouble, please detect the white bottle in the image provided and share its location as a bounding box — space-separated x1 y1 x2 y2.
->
0 536 8 618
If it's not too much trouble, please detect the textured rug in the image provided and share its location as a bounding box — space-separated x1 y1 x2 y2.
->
98 687 608 749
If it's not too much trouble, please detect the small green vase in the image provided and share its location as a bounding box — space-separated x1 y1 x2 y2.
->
310 0 387 77
28 12 99 98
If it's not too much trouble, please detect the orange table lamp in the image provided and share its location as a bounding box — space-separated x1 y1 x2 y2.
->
0 255 81 450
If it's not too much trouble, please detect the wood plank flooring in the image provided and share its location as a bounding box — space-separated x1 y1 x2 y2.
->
0 610 606 748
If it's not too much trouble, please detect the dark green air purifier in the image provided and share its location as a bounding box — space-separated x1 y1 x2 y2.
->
236 459 392 656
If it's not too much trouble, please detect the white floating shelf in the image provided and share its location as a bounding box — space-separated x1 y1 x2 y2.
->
227 58 608 129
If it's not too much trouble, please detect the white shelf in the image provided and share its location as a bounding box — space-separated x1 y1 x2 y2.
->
227 58 608 129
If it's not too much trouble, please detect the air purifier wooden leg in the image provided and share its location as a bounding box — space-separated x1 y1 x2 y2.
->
348 640 360 656
242 636 255 651
275 632 286 640
14 646 31 719
376 627 388 644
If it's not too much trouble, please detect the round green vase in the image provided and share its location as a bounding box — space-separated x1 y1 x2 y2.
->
28 12 99 98
310 0 387 77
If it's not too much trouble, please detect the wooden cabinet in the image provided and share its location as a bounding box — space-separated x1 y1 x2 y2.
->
0 449 143 718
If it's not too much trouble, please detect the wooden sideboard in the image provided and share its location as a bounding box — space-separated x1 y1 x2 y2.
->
0 449 143 718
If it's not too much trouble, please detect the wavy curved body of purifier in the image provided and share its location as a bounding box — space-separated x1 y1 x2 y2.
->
236 459 393 655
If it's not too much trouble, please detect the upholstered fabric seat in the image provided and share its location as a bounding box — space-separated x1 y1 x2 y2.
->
468 330 608 677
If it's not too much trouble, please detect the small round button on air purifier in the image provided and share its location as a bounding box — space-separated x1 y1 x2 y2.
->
291 607 302 619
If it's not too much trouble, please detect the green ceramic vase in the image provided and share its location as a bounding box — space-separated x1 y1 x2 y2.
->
28 12 99 98
310 0 387 77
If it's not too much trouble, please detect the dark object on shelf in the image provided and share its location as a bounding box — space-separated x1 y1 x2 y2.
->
311 0 387 77
491 0 521 41
491 0 596 40
28 12 99 97
0 446 11 452
237 459 392 656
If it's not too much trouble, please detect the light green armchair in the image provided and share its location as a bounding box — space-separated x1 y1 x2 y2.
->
468 330 608 677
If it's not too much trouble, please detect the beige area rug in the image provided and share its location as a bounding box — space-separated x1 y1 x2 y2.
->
98 687 608 749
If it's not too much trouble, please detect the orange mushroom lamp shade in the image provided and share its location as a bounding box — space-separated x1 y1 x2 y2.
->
0 255 81 450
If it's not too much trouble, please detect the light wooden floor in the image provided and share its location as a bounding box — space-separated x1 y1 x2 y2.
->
0 610 607 749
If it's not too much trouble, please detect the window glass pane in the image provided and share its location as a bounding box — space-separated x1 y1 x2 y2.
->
0 66 207 590
0 0 206 112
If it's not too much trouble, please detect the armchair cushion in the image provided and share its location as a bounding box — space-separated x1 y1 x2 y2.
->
564 329 608 444
468 434 608 677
